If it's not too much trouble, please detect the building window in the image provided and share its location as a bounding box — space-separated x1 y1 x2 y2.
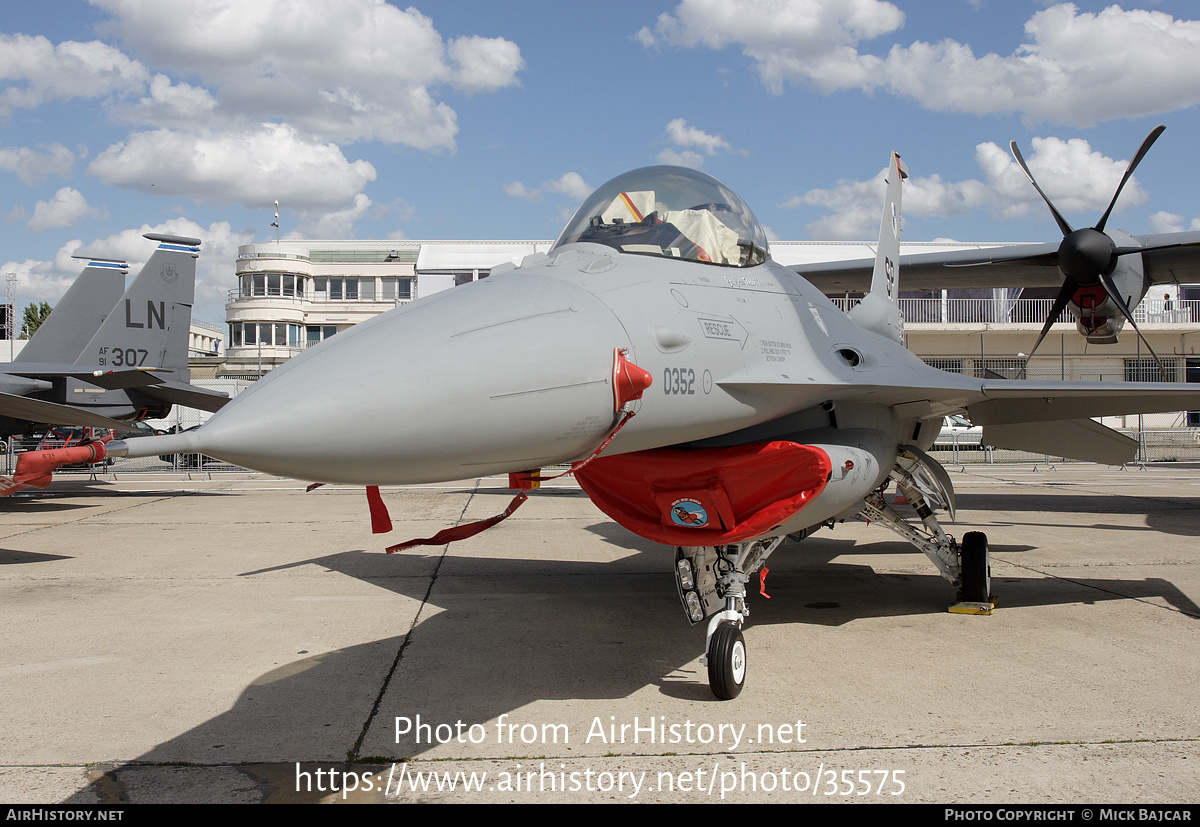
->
974 358 1027 380
1188 358 1200 427
381 278 411 301
242 274 267 296
305 325 340 343
923 358 963 374
1125 357 1177 383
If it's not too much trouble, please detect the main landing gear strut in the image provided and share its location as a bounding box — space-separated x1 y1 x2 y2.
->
673 448 994 700
858 446 995 614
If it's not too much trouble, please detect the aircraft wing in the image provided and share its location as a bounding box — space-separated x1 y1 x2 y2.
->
4 366 168 390
0 391 136 430
792 231 1200 293
794 242 1058 292
136 381 229 412
967 380 1200 425
717 370 1200 429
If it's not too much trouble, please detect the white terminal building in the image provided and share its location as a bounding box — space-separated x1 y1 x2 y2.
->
224 239 548 376
223 238 1200 427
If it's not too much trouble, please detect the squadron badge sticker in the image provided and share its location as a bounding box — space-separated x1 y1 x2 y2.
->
670 498 709 528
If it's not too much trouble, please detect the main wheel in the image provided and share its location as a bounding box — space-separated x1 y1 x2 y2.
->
708 622 746 700
960 531 991 603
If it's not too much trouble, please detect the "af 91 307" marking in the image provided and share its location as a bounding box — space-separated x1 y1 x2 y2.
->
98 347 149 367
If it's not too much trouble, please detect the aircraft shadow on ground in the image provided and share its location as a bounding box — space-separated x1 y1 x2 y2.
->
61 520 1199 802
950 492 1200 537
0 548 72 564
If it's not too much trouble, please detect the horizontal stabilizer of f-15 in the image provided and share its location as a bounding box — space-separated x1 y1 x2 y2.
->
4 366 166 390
0 390 138 431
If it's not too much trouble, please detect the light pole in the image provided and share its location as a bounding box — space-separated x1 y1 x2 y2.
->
4 272 16 361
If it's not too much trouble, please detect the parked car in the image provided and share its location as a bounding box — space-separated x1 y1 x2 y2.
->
934 414 985 450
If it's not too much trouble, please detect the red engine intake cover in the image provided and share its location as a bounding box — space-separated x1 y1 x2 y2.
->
576 440 832 545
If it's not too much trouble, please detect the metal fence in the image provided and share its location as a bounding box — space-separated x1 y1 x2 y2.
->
930 429 1200 465
0 440 249 477
828 296 1200 326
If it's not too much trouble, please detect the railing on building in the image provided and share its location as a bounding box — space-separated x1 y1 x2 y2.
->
828 296 1200 325
226 288 413 305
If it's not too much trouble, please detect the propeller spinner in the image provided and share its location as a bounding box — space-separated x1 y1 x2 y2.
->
1011 125 1167 376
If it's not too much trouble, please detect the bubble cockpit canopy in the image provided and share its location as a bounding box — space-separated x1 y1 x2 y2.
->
552 166 769 268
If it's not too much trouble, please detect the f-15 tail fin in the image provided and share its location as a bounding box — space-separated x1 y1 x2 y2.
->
15 259 128 364
848 152 907 344
73 233 201 380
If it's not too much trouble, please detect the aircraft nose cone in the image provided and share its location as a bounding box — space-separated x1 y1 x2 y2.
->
195 275 632 483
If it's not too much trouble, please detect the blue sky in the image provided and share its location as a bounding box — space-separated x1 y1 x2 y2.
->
4 0 1200 322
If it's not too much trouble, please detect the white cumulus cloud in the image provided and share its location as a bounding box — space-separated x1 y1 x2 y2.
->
665 119 732 155
783 135 1147 239
1149 211 1200 234
639 1 1200 126
2 1 526 218
295 193 374 238
640 0 904 94
505 172 592 202
89 0 523 148
26 187 108 232
0 143 76 185
69 218 255 318
0 32 149 114
657 119 739 168
87 123 377 209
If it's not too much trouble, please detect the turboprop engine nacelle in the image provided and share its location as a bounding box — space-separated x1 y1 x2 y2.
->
1068 230 1149 344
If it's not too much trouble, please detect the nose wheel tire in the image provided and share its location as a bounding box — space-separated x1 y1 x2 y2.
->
960 531 991 604
708 622 747 700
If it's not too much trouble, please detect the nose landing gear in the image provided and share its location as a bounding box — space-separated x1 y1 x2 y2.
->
676 538 783 700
